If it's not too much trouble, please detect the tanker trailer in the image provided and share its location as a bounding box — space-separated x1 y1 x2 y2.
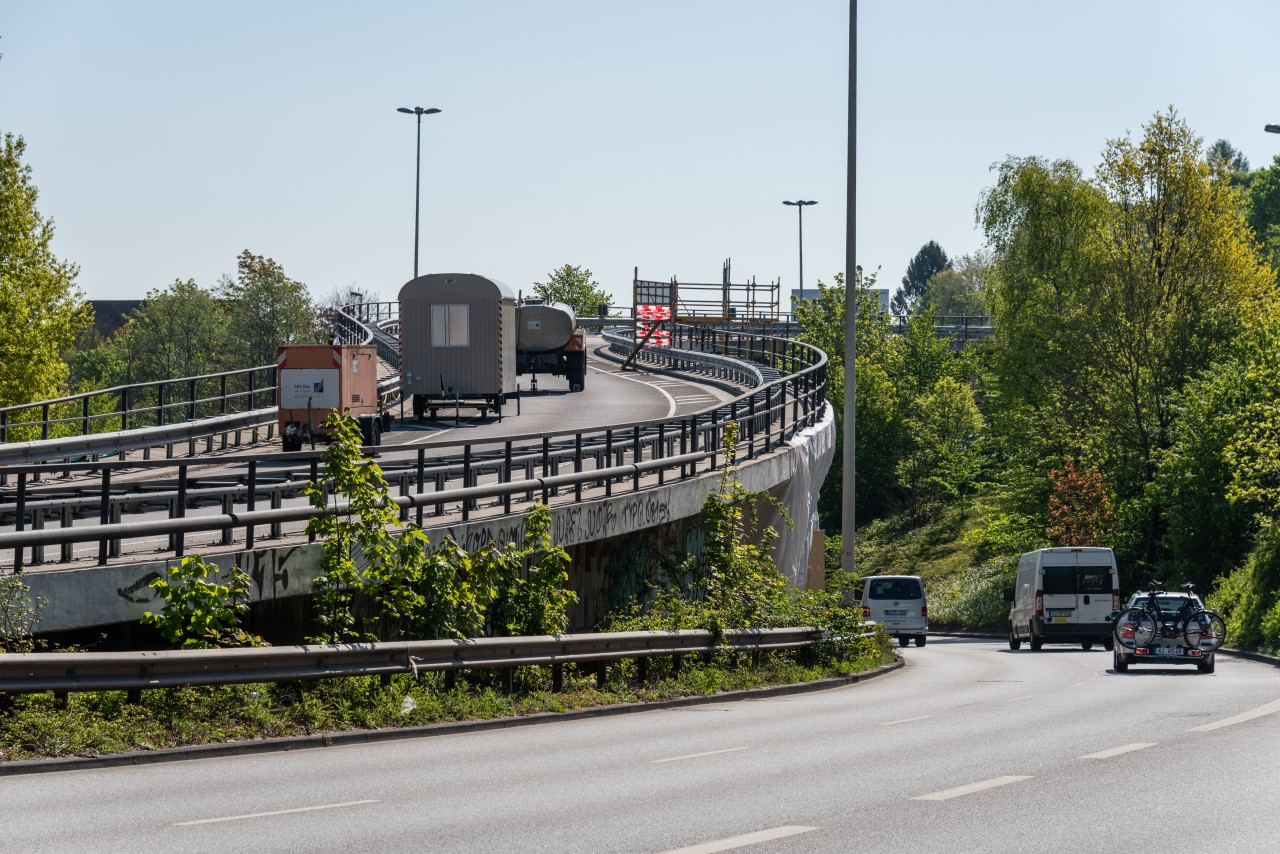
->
514 298 587 392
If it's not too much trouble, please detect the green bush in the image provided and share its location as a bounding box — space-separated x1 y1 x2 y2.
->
928 557 1017 629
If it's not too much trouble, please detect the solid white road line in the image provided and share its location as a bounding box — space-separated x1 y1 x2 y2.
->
661 825 819 853
913 776 1033 801
173 799 380 826
1189 696 1280 732
1005 694 1037 702
652 747 751 764
1080 742 1157 759
590 364 678 418
880 715 933 726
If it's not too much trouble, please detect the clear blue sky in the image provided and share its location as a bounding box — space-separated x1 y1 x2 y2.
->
3 1 1279 308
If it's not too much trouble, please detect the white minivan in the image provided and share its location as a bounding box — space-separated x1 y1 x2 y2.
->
1004 547 1120 651
860 575 928 647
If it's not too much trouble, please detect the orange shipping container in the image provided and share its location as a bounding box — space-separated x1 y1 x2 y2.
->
276 345 382 450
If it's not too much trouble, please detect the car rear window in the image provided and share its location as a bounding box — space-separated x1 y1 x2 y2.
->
867 578 923 600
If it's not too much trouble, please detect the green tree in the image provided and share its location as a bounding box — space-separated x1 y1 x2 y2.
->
979 109 1279 567
141 555 263 649
532 264 612 314
115 279 228 383
793 269 903 525
218 250 320 369
1243 154 1280 271
920 252 988 318
891 241 950 315
1207 138 1250 175
0 133 92 411
896 375 984 513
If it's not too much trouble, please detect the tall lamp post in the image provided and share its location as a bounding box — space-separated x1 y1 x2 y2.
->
396 105 442 279
782 200 818 293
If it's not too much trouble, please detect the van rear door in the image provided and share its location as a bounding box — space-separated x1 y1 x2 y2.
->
1075 561 1114 624
1040 561 1078 627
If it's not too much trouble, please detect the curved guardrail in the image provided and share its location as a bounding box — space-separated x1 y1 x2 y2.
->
1 322 827 571
0 627 846 695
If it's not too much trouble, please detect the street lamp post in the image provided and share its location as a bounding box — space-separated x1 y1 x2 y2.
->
397 105 442 279
782 200 818 293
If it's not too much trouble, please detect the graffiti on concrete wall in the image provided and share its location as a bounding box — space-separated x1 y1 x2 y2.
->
112 544 312 607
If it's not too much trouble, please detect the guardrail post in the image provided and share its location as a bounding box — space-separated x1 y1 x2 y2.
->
220 375 228 415
574 433 583 502
13 472 27 572
747 395 757 458
82 395 90 437
656 423 665 486
309 458 320 542
502 442 512 515
632 425 642 492
683 416 693 478
97 469 111 566
462 445 472 520
174 463 188 558
41 403 49 441
552 663 564 692
188 378 197 421
1 410 7 444
158 383 166 427
60 506 74 562
270 489 282 538
416 449 426 526
604 429 614 497
120 387 129 432
245 461 257 548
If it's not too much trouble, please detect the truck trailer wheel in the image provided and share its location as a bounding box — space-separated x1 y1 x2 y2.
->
567 352 587 392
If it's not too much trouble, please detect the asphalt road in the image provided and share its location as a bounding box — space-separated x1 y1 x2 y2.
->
4 638 1279 853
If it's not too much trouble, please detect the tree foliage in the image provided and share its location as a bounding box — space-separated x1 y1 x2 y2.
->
218 250 320 368
892 241 950 315
978 109 1279 568
115 279 229 383
1044 461 1114 546
141 555 263 649
0 133 92 409
533 264 611 314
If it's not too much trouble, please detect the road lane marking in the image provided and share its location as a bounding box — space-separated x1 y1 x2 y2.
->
1189 697 1280 732
1080 743 1156 759
590 365 678 418
173 799 380 826
1005 694 1037 702
913 776 1033 801
652 746 751 763
881 715 933 726
661 825 818 853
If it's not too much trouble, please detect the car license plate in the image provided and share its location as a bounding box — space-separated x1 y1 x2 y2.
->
1048 609 1072 617
1155 646 1182 656
885 609 907 616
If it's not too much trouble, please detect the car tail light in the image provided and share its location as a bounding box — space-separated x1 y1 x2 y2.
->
861 604 870 618
920 604 928 618
1112 589 1121 611
1034 589 1043 617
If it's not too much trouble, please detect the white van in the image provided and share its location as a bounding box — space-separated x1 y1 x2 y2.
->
860 575 928 647
1004 547 1119 651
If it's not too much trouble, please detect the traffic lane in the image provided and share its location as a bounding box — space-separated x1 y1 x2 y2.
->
379 351 732 451
5 640 1279 853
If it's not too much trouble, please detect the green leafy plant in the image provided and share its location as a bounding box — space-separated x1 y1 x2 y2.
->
0 574 48 653
141 554 263 649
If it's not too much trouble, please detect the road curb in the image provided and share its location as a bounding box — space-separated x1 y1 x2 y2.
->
0 657 903 777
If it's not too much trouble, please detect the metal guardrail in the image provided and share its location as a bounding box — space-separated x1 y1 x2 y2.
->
1 323 826 570
0 627 846 695
0 364 278 445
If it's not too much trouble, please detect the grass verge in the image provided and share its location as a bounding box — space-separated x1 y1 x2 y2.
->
0 644 895 763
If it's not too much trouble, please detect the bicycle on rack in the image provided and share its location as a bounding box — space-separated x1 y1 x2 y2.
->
1112 581 1226 655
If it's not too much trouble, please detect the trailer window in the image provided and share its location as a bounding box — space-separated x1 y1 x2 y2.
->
431 304 470 347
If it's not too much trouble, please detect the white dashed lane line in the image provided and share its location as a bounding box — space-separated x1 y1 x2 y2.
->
652 747 751 764
1005 694 1037 702
913 776 1033 801
173 799 380 826
661 825 818 853
1189 696 1280 732
1081 743 1156 759
880 715 933 726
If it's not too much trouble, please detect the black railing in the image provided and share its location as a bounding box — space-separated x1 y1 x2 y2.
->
0 325 827 571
